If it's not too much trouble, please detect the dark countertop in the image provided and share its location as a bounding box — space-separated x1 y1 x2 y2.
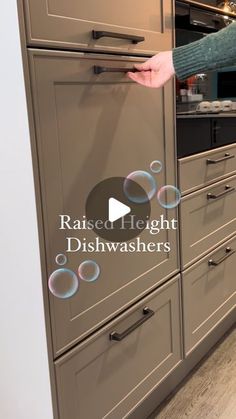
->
176 112 236 119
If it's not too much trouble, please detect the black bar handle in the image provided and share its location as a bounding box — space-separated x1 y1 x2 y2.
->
110 307 154 342
92 30 145 44
212 121 220 143
207 153 235 164
94 65 137 75
207 185 235 200
208 247 235 267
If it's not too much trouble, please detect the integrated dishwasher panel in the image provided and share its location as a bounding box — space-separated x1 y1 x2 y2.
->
29 50 178 355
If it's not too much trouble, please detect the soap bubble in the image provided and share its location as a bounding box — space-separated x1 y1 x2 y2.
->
78 260 100 282
124 170 156 203
157 185 181 209
48 269 79 299
150 160 162 174
55 254 67 266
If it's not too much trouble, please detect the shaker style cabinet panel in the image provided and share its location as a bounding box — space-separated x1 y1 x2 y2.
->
29 50 178 356
182 236 236 356
23 0 173 55
55 276 182 419
178 143 236 196
180 174 236 268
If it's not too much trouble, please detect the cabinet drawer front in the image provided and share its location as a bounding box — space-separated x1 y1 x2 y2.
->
178 143 236 196
29 50 178 356
182 237 236 356
23 0 173 55
180 175 236 268
55 276 182 419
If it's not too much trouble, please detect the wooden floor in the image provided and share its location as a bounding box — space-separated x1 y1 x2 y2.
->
149 325 236 419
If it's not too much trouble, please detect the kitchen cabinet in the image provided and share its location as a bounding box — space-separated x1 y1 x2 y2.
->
180 174 236 268
182 236 236 356
16 0 236 417
55 276 182 419
23 0 173 55
178 135 236 355
29 50 178 356
178 143 236 196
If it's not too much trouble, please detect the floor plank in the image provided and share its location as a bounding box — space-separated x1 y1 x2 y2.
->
148 325 236 419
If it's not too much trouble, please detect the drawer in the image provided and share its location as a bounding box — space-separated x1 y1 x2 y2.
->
180 175 236 268
29 50 178 356
178 143 236 196
23 0 173 55
55 276 182 419
182 236 236 356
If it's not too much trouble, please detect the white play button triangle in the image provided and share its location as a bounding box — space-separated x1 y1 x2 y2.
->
108 198 131 223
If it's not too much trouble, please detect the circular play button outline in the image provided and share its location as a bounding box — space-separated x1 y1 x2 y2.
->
85 177 151 242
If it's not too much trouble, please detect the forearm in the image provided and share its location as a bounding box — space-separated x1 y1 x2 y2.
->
173 21 236 80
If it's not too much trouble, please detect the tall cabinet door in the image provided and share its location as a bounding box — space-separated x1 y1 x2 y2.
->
29 50 178 356
23 0 173 55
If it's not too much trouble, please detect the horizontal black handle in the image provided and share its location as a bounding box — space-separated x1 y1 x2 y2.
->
110 307 154 342
92 30 145 44
207 185 235 200
94 65 137 75
207 153 235 164
208 247 235 267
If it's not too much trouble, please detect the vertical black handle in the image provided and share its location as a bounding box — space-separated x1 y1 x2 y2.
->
212 120 221 144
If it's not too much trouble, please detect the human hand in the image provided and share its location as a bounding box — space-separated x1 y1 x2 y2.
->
127 51 175 88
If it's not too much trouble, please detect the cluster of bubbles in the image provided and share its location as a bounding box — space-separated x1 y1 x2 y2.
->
123 160 181 209
48 257 100 299
48 159 180 299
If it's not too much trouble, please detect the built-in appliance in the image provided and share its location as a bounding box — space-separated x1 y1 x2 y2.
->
175 1 236 158
175 0 236 109
218 69 236 97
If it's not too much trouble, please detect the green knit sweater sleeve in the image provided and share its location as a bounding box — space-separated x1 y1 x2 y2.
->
173 21 236 80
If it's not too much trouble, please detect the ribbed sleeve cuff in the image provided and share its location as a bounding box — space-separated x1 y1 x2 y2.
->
172 40 207 81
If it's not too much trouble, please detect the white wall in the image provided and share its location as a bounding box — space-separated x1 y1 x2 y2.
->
0 2 53 418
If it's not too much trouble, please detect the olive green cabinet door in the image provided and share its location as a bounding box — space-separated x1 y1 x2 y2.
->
29 50 178 356
55 276 182 419
24 0 173 55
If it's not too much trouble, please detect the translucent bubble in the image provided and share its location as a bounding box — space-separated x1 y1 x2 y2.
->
157 185 181 209
150 160 162 174
48 269 79 299
55 253 67 266
124 170 156 204
78 260 100 283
